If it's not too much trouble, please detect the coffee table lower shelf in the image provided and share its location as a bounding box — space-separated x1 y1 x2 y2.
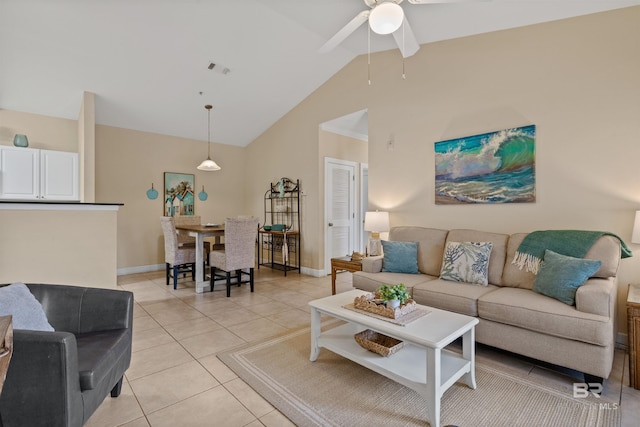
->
317 323 472 395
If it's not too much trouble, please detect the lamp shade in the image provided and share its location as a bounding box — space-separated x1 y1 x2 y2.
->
364 211 390 233
632 211 640 244
369 2 404 35
197 158 221 171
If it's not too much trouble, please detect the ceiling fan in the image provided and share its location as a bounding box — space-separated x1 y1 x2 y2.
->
319 0 485 58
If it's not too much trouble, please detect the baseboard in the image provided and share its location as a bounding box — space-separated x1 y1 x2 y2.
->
118 264 324 278
300 266 324 277
617 332 629 350
117 264 164 276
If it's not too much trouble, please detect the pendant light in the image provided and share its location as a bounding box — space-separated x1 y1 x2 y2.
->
197 104 221 171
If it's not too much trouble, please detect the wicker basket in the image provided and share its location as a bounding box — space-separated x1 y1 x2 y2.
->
354 329 405 357
353 293 417 319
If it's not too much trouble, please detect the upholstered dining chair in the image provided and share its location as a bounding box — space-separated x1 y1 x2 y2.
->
209 217 259 297
161 216 197 289
173 215 211 264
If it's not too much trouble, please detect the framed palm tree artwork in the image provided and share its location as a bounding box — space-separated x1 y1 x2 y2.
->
164 172 195 216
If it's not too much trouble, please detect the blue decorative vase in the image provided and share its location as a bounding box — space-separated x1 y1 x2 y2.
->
13 134 29 147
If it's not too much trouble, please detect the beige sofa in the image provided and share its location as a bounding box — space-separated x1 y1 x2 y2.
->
353 227 622 381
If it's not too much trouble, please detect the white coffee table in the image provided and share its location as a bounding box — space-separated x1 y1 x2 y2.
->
309 290 478 427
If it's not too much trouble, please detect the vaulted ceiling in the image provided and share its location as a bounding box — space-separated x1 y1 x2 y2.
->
1 0 638 147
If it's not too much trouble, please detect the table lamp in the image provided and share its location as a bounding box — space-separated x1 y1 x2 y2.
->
364 211 390 256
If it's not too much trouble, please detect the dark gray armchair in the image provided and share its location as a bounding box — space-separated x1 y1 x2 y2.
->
0 283 133 427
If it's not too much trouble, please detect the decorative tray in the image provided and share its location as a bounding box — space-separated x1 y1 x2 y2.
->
353 293 417 319
354 329 404 357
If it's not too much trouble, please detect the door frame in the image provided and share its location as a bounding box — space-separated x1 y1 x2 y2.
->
359 162 369 253
324 157 359 276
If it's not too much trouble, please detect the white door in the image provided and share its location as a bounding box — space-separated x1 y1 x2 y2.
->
324 157 357 274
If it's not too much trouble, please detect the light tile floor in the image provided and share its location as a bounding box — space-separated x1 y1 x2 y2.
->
84 268 640 427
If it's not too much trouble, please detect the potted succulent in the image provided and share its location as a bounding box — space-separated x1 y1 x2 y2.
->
378 284 411 309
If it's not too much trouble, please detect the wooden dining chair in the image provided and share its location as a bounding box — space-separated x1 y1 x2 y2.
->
209 217 259 297
160 216 197 289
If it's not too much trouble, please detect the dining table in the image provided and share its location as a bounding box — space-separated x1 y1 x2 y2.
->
175 223 224 293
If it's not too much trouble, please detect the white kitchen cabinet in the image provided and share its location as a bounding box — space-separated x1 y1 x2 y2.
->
0 146 79 201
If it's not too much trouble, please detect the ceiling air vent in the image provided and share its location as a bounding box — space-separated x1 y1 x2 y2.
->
207 62 230 75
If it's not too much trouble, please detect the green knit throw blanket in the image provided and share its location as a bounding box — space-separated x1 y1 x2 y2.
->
512 230 632 274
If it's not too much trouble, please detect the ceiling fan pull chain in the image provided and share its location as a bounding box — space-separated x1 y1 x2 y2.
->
402 19 406 80
368 24 372 85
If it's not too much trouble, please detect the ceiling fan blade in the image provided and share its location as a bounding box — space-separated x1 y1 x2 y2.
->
408 0 490 4
319 10 370 53
392 18 420 58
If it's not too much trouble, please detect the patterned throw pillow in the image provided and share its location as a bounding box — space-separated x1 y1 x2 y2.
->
440 241 493 286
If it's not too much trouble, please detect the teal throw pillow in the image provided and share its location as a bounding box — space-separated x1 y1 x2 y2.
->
532 250 602 306
440 241 493 286
381 241 419 274
0 283 54 331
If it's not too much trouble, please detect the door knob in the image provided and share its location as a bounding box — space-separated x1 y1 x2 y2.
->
328 223 333 227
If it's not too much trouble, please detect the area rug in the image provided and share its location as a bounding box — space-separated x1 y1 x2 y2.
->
218 325 620 427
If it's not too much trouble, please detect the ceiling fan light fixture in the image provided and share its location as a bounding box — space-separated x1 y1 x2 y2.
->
369 2 404 35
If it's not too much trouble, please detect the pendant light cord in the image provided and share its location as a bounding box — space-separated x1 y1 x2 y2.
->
402 19 406 80
207 106 212 159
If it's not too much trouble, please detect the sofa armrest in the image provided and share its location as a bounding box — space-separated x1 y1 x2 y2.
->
575 277 617 318
361 256 384 273
0 330 84 427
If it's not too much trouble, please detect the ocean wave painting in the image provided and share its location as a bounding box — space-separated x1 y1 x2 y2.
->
434 125 536 204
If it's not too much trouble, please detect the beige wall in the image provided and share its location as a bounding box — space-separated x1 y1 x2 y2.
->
95 125 248 271
0 109 77 151
0 208 118 288
79 92 96 202
245 7 640 334
319 130 368 163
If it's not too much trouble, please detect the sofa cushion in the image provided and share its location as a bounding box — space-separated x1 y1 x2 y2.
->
388 227 449 276
478 287 612 346
446 230 508 285
440 241 493 285
0 283 54 331
412 279 499 317
76 329 131 391
381 241 419 274
501 233 536 289
584 235 621 278
352 271 435 295
532 250 601 305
